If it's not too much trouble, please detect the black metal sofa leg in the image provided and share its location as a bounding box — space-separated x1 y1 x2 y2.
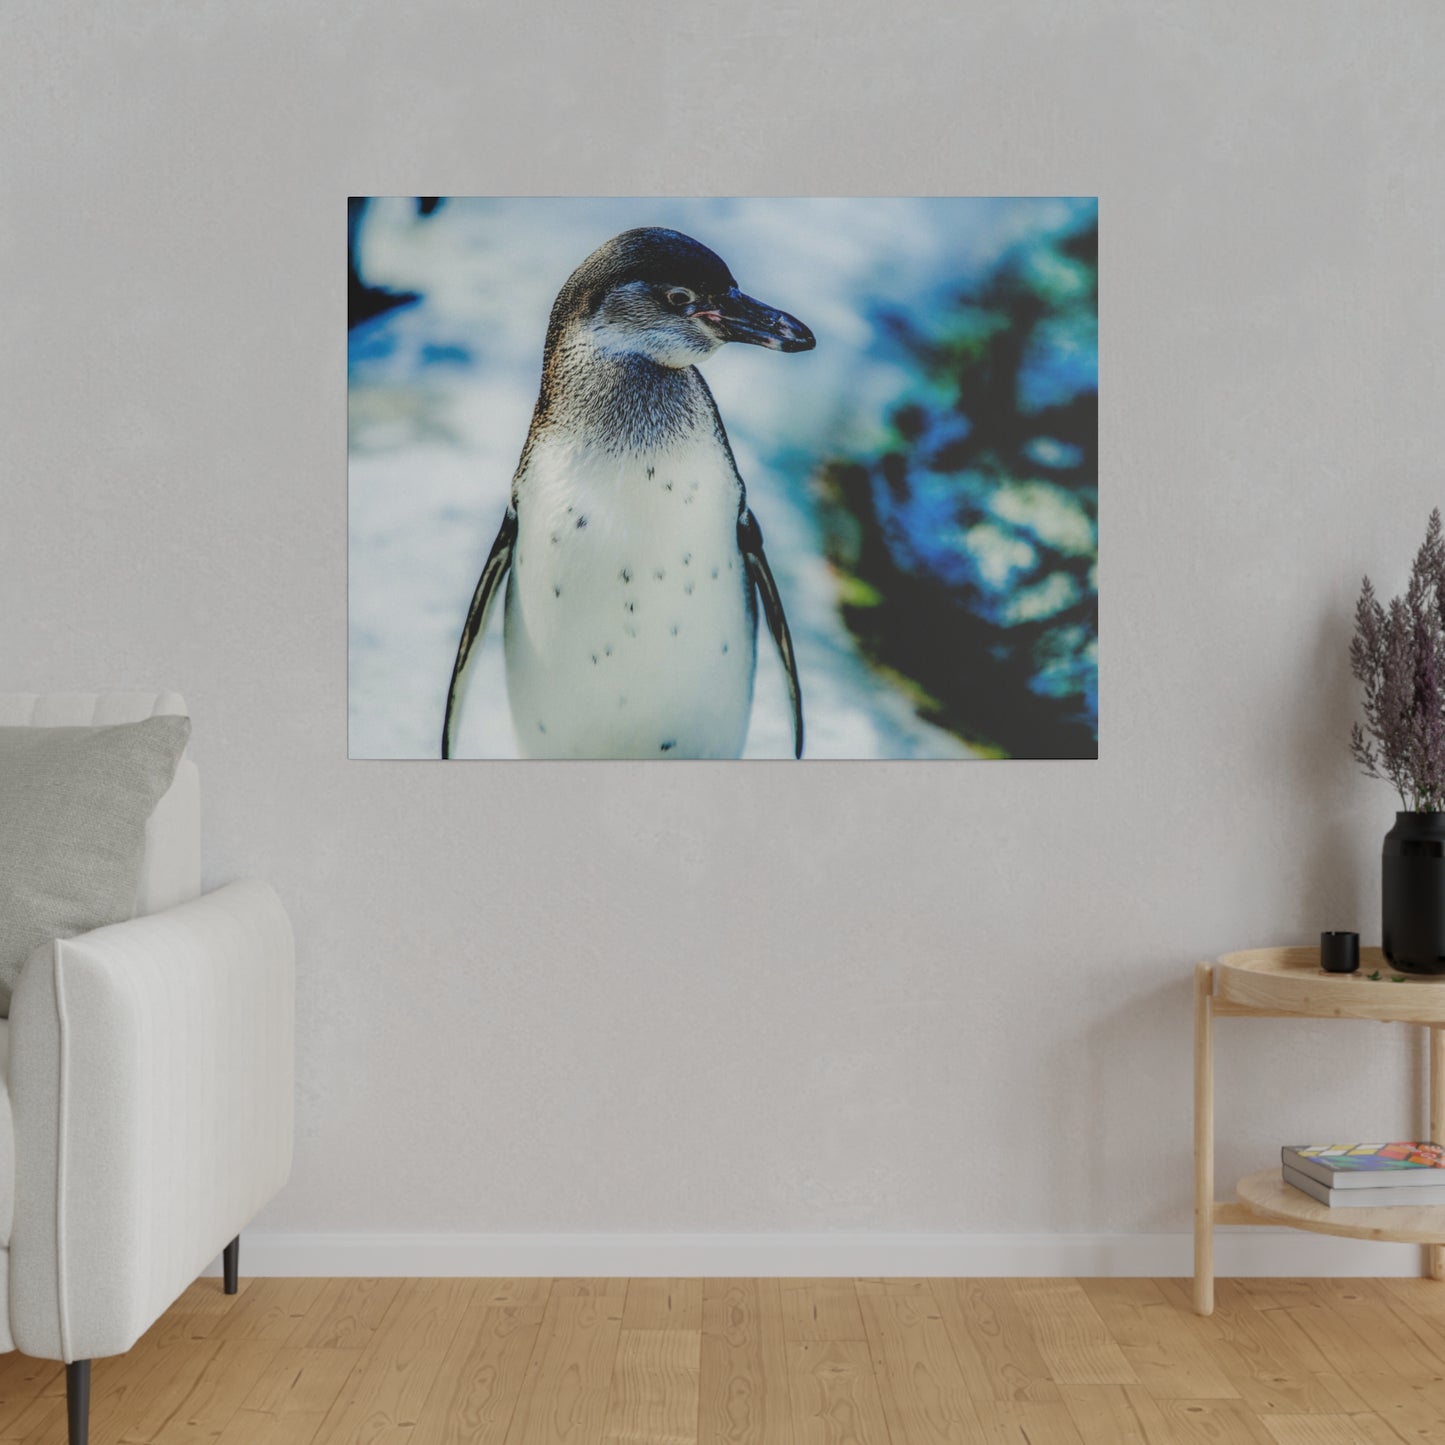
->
67 1360 90 1445
223 1235 240 1295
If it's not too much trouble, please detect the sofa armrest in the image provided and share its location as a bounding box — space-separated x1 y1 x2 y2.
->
7 879 294 1361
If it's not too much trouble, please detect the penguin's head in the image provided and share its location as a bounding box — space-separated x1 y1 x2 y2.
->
551 227 815 369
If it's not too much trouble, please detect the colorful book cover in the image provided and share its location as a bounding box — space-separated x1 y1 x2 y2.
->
1287 1143 1445 1172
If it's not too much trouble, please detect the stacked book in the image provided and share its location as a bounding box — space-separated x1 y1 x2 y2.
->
1283 1143 1445 1207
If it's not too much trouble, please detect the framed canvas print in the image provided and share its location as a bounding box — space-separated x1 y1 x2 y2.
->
348 197 1098 760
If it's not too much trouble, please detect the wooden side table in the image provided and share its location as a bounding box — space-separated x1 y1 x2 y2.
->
1193 946 1445 1315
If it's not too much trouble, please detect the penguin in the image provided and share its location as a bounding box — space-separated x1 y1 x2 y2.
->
441 227 814 760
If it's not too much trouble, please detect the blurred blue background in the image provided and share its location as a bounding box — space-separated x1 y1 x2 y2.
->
348 197 1097 759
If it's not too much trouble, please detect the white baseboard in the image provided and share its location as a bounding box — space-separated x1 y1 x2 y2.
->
204 1229 1430 1278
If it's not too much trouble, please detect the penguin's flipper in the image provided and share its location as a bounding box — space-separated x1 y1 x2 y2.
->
738 507 804 759
442 508 517 759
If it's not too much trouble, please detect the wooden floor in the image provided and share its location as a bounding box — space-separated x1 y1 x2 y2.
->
3 1277 1445 1443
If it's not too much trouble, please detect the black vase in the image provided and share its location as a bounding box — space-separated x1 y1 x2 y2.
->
1383 812 1445 975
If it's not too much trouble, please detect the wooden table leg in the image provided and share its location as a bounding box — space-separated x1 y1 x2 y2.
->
1431 1025 1445 1282
1194 962 1215 1315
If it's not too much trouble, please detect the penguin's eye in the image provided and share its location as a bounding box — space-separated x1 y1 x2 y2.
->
664 288 695 312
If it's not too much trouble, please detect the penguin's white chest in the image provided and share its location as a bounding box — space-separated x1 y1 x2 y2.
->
504 433 758 758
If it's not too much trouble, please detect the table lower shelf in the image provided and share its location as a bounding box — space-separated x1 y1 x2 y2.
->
1234 1168 1445 1244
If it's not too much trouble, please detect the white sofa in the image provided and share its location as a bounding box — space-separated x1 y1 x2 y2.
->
0 692 294 1445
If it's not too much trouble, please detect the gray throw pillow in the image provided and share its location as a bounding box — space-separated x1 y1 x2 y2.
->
0 715 192 1013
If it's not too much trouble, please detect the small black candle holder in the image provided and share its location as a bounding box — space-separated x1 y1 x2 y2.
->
1320 931 1360 974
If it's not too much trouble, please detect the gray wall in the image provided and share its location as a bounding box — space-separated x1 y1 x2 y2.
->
3 0 1442 1240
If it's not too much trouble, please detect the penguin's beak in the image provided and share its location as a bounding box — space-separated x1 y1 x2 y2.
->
705 287 815 353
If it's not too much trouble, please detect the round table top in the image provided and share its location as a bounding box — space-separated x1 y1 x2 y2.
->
1216 946 1445 1022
